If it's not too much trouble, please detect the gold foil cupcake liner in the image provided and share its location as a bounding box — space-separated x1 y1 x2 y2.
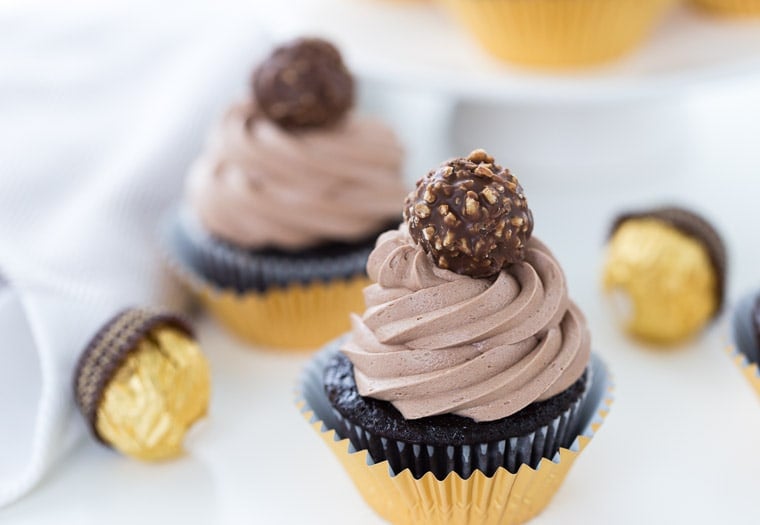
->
197 278 370 349
691 0 760 14
161 209 374 350
165 240 369 349
728 292 760 398
440 0 675 67
298 345 613 525
726 345 760 398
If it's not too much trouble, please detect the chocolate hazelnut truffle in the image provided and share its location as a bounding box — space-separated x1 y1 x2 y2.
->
403 149 533 278
252 37 354 129
603 206 726 344
74 309 210 461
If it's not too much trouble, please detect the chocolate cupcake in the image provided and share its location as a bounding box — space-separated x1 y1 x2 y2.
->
602 206 726 345
729 291 760 398
299 150 612 524
162 37 406 350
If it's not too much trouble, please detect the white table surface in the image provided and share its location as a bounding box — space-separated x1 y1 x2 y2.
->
3 4 760 525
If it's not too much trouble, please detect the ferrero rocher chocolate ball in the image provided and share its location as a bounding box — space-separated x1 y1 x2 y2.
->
74 309 210 461
603 206 726 345
252 37 354 129
404 149 533 278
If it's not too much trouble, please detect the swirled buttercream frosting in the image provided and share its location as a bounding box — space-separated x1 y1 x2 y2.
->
342 226 590 422
186 101 406 250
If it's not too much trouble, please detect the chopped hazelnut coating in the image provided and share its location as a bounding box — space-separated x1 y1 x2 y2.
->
403 149 533 278
252 38 354 129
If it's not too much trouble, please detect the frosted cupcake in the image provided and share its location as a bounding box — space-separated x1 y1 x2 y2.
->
164 38 407 349
300 150 612 524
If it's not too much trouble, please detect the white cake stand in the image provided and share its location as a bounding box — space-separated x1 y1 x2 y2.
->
259 1 760 181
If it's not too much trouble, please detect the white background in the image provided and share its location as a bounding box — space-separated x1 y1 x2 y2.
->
2 1 760 524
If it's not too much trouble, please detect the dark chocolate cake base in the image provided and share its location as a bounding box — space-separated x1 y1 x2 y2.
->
323 351 591 479
165 207 400 293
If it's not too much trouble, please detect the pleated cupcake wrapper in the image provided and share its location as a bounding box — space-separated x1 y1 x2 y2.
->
727 293 760 398
441 0 676 67
195 279 370 349
159 210 372 350
726 345 760 398
328 374 590 480
298 342 613 525
165 207 373 293
691 0 760 14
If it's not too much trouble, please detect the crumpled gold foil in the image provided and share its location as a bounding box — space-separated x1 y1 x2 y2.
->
603 218 717 344
95 327 211 461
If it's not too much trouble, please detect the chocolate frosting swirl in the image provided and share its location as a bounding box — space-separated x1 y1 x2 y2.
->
186 100 406 250
342 226 590 422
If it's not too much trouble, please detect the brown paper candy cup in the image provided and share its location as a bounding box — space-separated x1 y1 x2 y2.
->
298 344 613 525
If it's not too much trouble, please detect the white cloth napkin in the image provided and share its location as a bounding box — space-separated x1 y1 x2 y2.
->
0 4 266 507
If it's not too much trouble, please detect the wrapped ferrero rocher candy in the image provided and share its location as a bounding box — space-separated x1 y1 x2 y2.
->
74 308 211 461
602 206 726 345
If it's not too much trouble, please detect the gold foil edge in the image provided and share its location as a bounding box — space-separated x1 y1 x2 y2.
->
726 344 760 399
160 220 370 349
691 0 760 14
297 356 613 525
96 327 211 461
197 277 370 350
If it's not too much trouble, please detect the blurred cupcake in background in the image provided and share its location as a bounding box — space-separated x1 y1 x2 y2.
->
602 206 726 346
439 0 676 68
729 290 760 398
300 150 612 524
690 0 760 15
164 37 407 350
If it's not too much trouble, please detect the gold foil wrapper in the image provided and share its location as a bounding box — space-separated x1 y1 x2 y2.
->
603 218 718 345
298 349 613 525
96 327 211 461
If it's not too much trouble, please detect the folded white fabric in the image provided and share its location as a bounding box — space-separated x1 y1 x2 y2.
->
0 4 266 507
